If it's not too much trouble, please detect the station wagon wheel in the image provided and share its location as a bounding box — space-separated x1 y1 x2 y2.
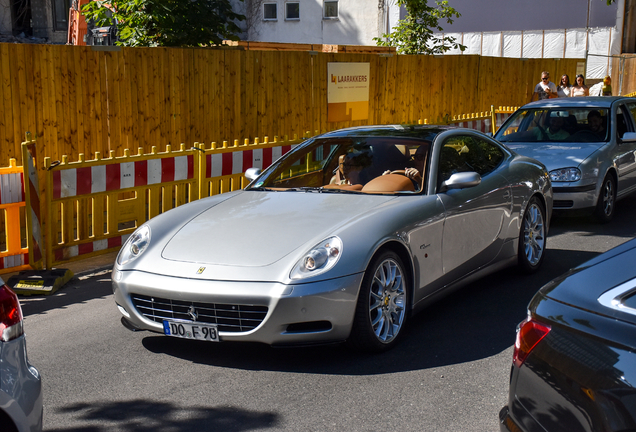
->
349 251 409 352
518 197 546 274
594 174 616 223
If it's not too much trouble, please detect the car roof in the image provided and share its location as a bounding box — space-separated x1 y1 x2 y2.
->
523 96 636 110
319 124 453 139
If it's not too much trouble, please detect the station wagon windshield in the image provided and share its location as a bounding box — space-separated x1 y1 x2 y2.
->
496 108 610 143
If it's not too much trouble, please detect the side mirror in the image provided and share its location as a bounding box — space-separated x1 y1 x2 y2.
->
620 132 636 143
245 167 262 181
440 172 481 192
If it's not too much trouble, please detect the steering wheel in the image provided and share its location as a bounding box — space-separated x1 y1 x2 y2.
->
572 130 600 142
390 170 407 176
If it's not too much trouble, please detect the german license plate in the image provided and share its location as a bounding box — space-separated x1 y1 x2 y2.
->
163 320 219 342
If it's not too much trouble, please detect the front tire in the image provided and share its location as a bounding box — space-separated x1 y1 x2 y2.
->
594 174 616 223
518 197 546 274
349 251 409 352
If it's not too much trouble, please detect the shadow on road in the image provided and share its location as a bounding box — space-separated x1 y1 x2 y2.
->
20 271 114 317
48 400 278 432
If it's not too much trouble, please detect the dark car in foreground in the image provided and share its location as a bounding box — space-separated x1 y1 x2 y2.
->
0 277 42 432
495 97 636 222
500 238 636 432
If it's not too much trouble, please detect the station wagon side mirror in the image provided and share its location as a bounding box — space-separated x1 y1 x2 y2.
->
245 167 262 181
440 172 481 192
620 132 636 144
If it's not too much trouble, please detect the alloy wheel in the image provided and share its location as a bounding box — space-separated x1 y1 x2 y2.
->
523 202 545 266
368 258 406 344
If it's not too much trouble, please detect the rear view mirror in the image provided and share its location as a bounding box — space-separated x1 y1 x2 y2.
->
440 172 481 192
621 132 636 143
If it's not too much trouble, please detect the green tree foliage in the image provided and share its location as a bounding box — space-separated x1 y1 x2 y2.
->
82 0 246 47
375 0 465 55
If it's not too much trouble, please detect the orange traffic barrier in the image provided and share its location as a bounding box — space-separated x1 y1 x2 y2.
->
0 158 29 274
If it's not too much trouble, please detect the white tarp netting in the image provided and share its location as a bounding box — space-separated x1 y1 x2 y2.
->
437 27 618 79
482 32 501 57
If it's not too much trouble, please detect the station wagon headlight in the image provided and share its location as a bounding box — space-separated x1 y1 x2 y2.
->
117 225 151 266
290 237 343 280
549 168 581 182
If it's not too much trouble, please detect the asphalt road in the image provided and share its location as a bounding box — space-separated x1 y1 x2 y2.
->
20 195 636 432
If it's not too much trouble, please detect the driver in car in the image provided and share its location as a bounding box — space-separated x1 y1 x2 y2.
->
382 145 428 185
587 110 606 138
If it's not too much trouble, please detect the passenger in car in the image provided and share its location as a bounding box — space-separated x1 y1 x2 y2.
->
333 150 373 185
532 115 570 141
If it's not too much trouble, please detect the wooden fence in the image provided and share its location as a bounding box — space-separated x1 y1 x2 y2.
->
0 43 583 166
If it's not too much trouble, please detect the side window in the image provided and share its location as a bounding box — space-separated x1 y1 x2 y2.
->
263 3 277 20
286 2 300 19
616 106 634 138
437 135 504 189
324 1 338 18
624 103 636 135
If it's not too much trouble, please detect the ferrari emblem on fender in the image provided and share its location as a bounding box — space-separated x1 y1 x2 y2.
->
197 267 205 274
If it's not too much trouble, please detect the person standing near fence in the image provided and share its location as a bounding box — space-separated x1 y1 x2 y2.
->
531 71 557 102
557 74 572 97
602 76 612 96
571 74 589 97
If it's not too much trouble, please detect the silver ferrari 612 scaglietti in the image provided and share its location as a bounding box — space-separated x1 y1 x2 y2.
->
112 125 552 352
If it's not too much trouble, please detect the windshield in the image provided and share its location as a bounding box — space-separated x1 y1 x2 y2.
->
246 135 436 194
496 108 609 143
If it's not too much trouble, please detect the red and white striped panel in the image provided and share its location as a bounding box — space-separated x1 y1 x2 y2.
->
0 172 25 204
451 119 492 134
24 144 43 265
53 155 194 199
54 235 129 262
0 253 28 270
495 113 512 129
206 146 295 179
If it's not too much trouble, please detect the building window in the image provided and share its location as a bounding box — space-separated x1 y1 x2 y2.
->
323 1 338 18
286 2 300 20
263 3 277 20
53 0 71 31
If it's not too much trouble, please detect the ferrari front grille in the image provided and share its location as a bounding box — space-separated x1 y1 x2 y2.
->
131 294 268 332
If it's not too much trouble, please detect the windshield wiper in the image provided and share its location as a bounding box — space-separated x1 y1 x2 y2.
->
285 187 325 193
247 186 273 191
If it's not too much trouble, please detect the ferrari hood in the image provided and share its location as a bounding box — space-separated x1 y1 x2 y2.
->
504 142 603 171
161 191 396 267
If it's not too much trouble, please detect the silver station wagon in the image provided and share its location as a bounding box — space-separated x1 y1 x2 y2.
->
495 96 636 222
113 125 552 352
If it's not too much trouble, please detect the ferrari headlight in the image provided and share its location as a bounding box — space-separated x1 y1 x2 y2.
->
549 168 581 182
290 237 343 280
117 225 151 266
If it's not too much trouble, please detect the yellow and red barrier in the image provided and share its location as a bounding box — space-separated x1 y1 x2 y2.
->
446 105 519 134
198 135 305 198
44 144 199 269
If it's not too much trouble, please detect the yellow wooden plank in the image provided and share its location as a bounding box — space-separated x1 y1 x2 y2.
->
0 44 15 161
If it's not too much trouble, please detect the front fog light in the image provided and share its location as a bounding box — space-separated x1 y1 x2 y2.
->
117 225 151 266
291 236 343 280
